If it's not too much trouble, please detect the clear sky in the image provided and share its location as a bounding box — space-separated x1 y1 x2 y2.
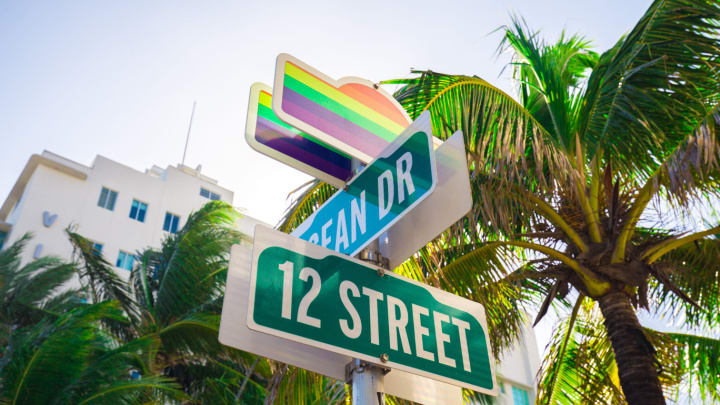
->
0 0 652 225
1 0 657 384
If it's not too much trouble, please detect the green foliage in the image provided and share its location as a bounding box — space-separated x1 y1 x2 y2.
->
579 0 720 180
375 1 720 403
535 301 720 404
149 201 241 324
0 234 79 345
650 234 720 329
0 301 184 404
663 332 720 403
0 202 276 404
277 180 337 233
536 300 626 404
500 17 598 148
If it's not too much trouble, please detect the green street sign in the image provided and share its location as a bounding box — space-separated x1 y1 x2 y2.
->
290 112 437 257
247 225 499 394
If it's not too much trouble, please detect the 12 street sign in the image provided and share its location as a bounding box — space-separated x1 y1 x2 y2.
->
291 112 437 257
247 225 499 394
219 243 464 405
272 53 413 163
245 82 353 188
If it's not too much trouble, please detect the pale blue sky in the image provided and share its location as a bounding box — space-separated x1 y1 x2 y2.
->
1 0 652 224
2 0 661 385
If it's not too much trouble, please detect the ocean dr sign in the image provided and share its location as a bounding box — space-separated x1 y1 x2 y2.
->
247 226 499 394
291 112 437 257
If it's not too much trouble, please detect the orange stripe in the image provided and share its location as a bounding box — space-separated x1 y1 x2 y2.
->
286 61 409 128
339 83 410 127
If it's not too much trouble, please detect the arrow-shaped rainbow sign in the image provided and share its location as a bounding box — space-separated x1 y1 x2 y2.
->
272 53 413 163
245 83 353 188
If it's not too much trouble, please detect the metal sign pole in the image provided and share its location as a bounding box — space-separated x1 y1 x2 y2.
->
348 156 389 405
350 238 390 405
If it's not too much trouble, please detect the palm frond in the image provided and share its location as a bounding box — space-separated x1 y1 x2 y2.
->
649 237 720 329
384 71 575 200
500 16 599 147
277 180 336 233
660 332 720 403
153 201 240 323
59 336 185 404
67 229 138 321
74 376 186 405
645 106 720 210
156 311 225 358
399 240 535 357
0 302 127 405
536 302 625 404
0 234 78 330
0 233 31 270
579 0 720 179
275 367 346 405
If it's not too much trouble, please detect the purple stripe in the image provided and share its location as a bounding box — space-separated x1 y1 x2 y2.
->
281 87 389 158
255 117 352 181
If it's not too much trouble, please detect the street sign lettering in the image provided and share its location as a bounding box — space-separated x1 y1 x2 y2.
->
247 226 498 394
272 53 412 163
219 243 464 405
291 112 437 257
245 82 352 188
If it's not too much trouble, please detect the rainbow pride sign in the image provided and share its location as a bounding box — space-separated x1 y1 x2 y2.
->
272 53 412 163
245 83 353 188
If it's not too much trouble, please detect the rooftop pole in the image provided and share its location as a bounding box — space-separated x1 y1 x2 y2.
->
181 101 196 166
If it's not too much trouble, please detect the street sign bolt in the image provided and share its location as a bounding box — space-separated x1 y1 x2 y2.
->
380 353 389 363
376 268 385 277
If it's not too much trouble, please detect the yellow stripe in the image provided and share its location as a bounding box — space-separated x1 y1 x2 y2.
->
285 63 406 134
258 91 272 108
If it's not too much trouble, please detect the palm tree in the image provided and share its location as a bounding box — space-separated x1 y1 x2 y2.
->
67 201 268 403
0 234 79 346
0 235 183 404
0 301 185 404
282 1 720 403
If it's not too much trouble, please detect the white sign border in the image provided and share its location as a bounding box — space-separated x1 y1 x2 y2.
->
247 225 499 396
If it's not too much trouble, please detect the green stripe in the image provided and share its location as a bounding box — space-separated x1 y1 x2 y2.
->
257 104 351 158
258 104 302 133
284 75 398 142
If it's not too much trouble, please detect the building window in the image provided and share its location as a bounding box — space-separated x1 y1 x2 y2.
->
91 242 103 256
200 188 221 201
499 381 505 394
512 386 529 405
163 212 180 234
116 251 135 271
98 187 118 211
0 231 6 250
129 200 148 222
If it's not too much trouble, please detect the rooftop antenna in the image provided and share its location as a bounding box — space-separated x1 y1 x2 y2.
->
181 101 196 167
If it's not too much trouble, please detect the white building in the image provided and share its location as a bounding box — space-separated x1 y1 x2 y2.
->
493 320 540 405
0 150 265 270
0 150 539 404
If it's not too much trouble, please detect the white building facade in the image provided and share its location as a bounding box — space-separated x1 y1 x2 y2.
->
0 151 263 271
493 320 540 405
0 150 539 404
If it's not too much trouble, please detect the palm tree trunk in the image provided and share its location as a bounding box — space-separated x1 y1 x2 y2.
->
598 291 665 404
